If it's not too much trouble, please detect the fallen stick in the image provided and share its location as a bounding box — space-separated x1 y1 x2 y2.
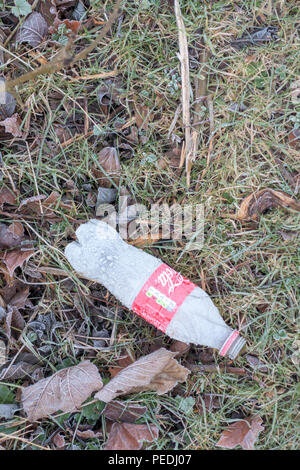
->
174 0 191 183
5 0 123 94
187 363 247 375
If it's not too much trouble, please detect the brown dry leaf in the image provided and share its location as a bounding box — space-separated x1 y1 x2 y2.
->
237 189 300 221
134 103 152 130
6 286 30 309
37 0 58 26
216 415 264 450
2 249 35 278
0 187 17 209
197 394 221 415
0 222 25 249
4 305 26 342
93 147 121 188
0 79 16 120
288 128 300 150
51 18 81 34
108 351 135 378
102 400 147 423
75 429 102 440
157 147 182 176
104 422 159 450
16 12 48 47
0 280 29 307
52 433 65 450
129 232 162 248
170 340 191 356
18 191 64 220
97 78 124 106
0 362 38 380
95 348 190 403
22 360 103 422
0 114 23 137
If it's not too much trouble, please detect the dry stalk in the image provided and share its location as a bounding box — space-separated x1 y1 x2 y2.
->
174 0 191 184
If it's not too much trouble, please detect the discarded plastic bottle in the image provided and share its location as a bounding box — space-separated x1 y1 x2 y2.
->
65 219 246 359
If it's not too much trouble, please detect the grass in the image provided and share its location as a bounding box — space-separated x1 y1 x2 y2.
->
0 0 299 450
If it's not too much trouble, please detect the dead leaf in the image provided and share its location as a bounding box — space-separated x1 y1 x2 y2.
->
288 128 300 150
157 146 182 176
104 422 159 450
2 249 35 278
237 189 300 221
0 362 39 380
22 360 103 421
134 103 152 130
37 0 58 26
0 404 18 419
246 354 269 372
16 12 48 48
128 232 162 248
108 351 135 378
4 304 26 342
0 187 17 209
51 18 81 34
0 113 23 137
0 222 25 249
97 78 124 106
18 191 63 220
93 147 121 188
170 340 191 356
102 401 147 423
0 280 29 307
52 433 65 450
280 230 298 241
216 415 264 450
75 429 102 439
95 348 190 403
197 394 221 415
0 79 16 120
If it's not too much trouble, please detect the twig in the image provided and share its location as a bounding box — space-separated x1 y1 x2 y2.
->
5 0 123 94
0 432 50 450
4 0 40 47
174 0 191 183
202 93 215 177
186 363 247 375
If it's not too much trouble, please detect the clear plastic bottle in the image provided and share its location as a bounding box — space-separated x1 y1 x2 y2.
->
65 219 246 359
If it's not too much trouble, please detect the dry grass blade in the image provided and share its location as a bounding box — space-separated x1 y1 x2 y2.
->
174 0 191 183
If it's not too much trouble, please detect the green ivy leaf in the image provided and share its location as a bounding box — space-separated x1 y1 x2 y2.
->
12 0 32 17
0 385 16 405
175 396 195 415
81 400 105 425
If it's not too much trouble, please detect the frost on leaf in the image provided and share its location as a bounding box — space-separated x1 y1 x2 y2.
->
22 360 103 421
216 415 264 450
104 422 159 450
95 348 190 403
16 12 48 47
0 114 23 137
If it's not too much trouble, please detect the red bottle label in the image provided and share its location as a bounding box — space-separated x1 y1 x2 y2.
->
132 263 196 332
